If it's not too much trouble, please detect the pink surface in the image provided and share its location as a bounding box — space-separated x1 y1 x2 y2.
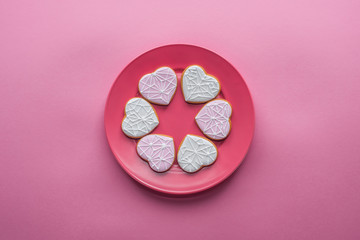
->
0 0 360 239
105 45 254 194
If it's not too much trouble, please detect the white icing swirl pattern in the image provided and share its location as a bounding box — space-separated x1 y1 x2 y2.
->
138 67 177 105
177 134 218 173
182 65 220 103
195 99 232 140
121 98 159 138
137 134 175 172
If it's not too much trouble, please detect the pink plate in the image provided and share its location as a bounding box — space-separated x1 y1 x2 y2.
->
104 44 255 195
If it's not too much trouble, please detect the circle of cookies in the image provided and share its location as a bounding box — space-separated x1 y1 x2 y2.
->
121 65 232 173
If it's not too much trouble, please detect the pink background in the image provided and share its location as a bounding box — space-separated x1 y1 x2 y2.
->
1 0 359 239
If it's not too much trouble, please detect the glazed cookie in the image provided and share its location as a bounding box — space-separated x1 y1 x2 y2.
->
121 98 159 138
195 99 232 140
181 65 220 103
137 134 175 172
177 134 218 173
138 67 177 105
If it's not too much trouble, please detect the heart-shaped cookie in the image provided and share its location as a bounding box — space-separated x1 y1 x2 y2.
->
195 99 232 140
121 98 159 138
181 65 220 103
137 134 175 172
177 134 218 173
139 67 177 105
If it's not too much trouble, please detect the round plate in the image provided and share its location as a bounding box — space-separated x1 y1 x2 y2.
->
105 44 255 195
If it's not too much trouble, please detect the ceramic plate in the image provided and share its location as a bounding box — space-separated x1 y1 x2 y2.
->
104 44 254 195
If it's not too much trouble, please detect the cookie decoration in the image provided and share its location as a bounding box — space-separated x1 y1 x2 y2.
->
139 67 177 105
177 134 218 173
181 65 220 103
137 134 175 172
121 98 159 138
195 99 232 140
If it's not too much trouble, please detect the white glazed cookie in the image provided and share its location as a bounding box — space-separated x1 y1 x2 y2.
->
137 134 175 172
195 99 232 140
138 67 177 105
181 65 220 103
121 98 159 138
177 134 218 173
